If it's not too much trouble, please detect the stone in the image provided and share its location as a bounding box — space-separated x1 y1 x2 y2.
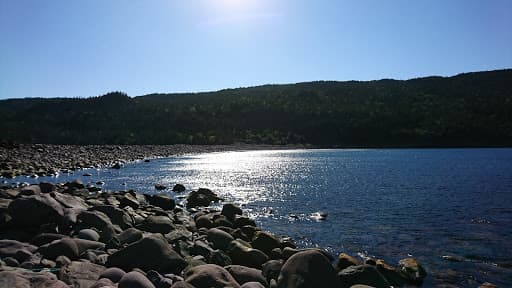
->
185 264 241 288
207 228 234 250
53 192 88 209
137 215 175 234
20 185 41 196
172 184 186 192
186 188 222 208
338 265 389 288
228 240 269 269
262 260 283 282
120 193 140 209
149 193 176 210
0 240 37 262
8 194 65 227
171 281 196 288
277 250 341 288
375 259 409 287
281 247 297 260
39 238 80 260
398 258 427 285
99 267 126 283
77 210 116 230
226 265 268 287
221 203 243 219
252 231 281 255
119 271 156 288
39 182 56 193
66 179 85 189
60 261 106 288
91 205 133 229
155 184 167 190
107 235 187 274
77 228 101 241
118 227 144 244
241 282 266 288
208 249 232 267
337 253 360 270
195 215 213 229
90 278 116 288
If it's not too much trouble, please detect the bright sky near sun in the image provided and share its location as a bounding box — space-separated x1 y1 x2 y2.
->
0 0 511 99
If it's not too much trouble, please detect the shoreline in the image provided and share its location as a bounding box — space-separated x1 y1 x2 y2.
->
0 144 304 179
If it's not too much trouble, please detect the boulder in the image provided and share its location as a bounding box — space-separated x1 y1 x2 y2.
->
185 264 241 288
107 235 187 273
149 194 176 210
277 250 341 288
118 228 144 245
186 188 222 208
241 282 266 288
60 261 106 288
53 192 88 210
155 184 167 191
252 231 281 255
337 253 360 270
221 203 243 220
262 260 283 282
77 229 100 241
147 270 174 288
226 265 268 287
207 228 234 250
195 215 213 229
171 281 196 288
90 278 116 288
91 205 133 229
137 215 175 234
398 258 427 285
66 179 85 189
228 240 269 269
338 265 389 288
39 238 79 260
119 271 156 288
208 249 232 267
77 210 115 230
172 184 186 192
20 185 41 196
99 267 126 283
39 182 56 193
119 193 140 209
8 194 64 227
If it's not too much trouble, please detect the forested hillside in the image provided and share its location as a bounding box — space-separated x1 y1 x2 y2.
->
1 69 511 147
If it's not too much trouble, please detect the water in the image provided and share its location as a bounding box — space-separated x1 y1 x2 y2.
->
13 148 512 287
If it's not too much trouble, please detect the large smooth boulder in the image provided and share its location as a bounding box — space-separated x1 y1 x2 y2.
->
77 229 100 241
99 267 126 283
172 184 186 192
338 265 389 288
226 265 268 287
39 238 105 260
137 215 175 234
118 271 156 288
117 227 144 245
185 264 240 288
251 231 281 255
8 194 64 227
227 240 269 269
60 261 106 288
221 203 243 220
186 188 222 208
277 250 341 288
207 228 234 250
91 205 133 229
241 282 266 288
107 235 187 273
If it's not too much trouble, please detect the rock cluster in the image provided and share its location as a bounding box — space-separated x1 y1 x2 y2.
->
0 181 428 288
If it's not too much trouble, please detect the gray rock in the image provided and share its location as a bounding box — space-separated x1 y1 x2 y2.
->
91 205 133 229
277 250 341 288
99 267 126 283
8 194 65 227
262 260 283 282
398 258 427 285
207 228 234 250
221 203 243 220
186 188 222 208
338 265 389 288
77 228 100 241
252 231 281 256
119 271 156 288
228 240 269 269
137 215 175 234
241 282 266 288
0 269 69 288
149 193 176 210
226 265 268 287
172 184 186 192
118 227 144 244
60 261 107 288
0 240 37 262
107 235 187 273
185 264 241 288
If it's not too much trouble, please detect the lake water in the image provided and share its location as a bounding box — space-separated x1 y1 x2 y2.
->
14 149 512 287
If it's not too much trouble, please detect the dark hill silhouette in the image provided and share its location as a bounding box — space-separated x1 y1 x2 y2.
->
1 69 511 146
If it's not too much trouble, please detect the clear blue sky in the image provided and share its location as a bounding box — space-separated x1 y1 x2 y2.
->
1 0 511 99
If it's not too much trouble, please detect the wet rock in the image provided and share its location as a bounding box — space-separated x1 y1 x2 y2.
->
337 253 360 270
195 215 213 229
221 203 243 220
207 228 234 250
0 240 38 262
39 182 56 193
228 240 269 269
107 235 187 273
338 265 389 288
77 228 100 241
8 194 65 227
149 194 176 210
120 193 140 209
186 188 222 208
0 269 69 288
234 216 257 228
172 184 186 192
262 260 283 282
112 163 122 169
60 261 106 288
398 257 427 285
226 265 268 287
281 247 298 260
137 215 175 234
277 250 341 288
119 271 156 288
66 179 85 190
185 264 241 288
155 184 167 191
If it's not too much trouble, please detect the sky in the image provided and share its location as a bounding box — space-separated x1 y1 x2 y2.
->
0 0 511 99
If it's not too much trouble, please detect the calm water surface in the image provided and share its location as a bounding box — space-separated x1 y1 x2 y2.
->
17 149 512 287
